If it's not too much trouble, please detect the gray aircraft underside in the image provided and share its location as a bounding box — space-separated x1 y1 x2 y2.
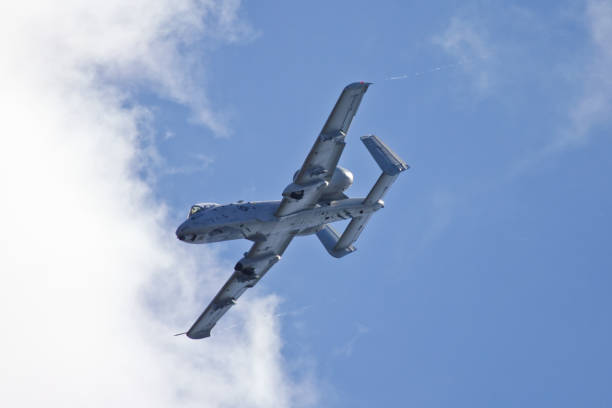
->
176 82 408 339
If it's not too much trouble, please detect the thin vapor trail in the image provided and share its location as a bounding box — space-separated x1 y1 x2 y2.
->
385 60 469 81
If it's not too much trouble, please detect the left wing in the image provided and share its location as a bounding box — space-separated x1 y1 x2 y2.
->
275 82 370 217
186 233 295 339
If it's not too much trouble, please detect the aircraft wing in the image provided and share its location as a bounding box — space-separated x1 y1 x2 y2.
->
275 82 370 217
186 233 295 339
186 83 370 338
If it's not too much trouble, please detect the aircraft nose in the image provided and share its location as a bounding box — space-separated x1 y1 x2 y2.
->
176 227 184 241
176 221 198 242
176 223 189 241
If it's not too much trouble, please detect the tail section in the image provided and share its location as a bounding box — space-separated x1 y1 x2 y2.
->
359 134 409 205
316 134 408 256
316 224 356 258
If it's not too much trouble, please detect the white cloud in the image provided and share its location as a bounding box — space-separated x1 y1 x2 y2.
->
509 0 612 175
0 1 315 407
433 17 493 92
163 154 215 175
557 0 612 149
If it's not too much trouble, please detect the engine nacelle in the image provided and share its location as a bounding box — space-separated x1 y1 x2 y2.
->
325 166 353 196
292 166 353 200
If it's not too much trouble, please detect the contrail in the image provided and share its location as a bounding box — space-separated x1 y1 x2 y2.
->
385 61 468 81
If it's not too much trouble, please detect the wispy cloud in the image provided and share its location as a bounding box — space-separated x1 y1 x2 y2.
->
334 323 370 358
163 153 215 175
510 1 612 175
0 1 314 407
432 17 493 93
557 0 612 149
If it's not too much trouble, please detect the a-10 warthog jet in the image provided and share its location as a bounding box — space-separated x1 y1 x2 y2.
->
176 82 408 339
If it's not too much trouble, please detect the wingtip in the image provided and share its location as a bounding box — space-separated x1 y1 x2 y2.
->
186 328 212 339
345 81 373 90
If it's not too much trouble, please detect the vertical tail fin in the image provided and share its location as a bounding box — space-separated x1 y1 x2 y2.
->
359 134 409 204
316 224 357 258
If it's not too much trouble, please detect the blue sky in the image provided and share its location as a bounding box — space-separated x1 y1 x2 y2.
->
154 2 612 405
2 1 611 407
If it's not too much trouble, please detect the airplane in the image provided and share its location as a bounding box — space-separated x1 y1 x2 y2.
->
176 82 408 339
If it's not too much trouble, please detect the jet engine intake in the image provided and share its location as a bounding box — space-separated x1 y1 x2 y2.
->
291 166 353 201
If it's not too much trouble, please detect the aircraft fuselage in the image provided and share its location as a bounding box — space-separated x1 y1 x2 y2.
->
176 198 383 244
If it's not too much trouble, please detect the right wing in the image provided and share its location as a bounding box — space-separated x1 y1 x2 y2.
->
275 82 371 217
186 232 295 339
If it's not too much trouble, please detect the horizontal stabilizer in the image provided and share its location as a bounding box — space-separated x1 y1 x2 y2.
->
316 224 356 258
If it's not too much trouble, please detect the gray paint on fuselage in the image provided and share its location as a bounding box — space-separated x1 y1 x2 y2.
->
176 198 383 245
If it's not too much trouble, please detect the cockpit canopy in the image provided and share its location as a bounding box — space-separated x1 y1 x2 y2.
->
188 202 218 218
